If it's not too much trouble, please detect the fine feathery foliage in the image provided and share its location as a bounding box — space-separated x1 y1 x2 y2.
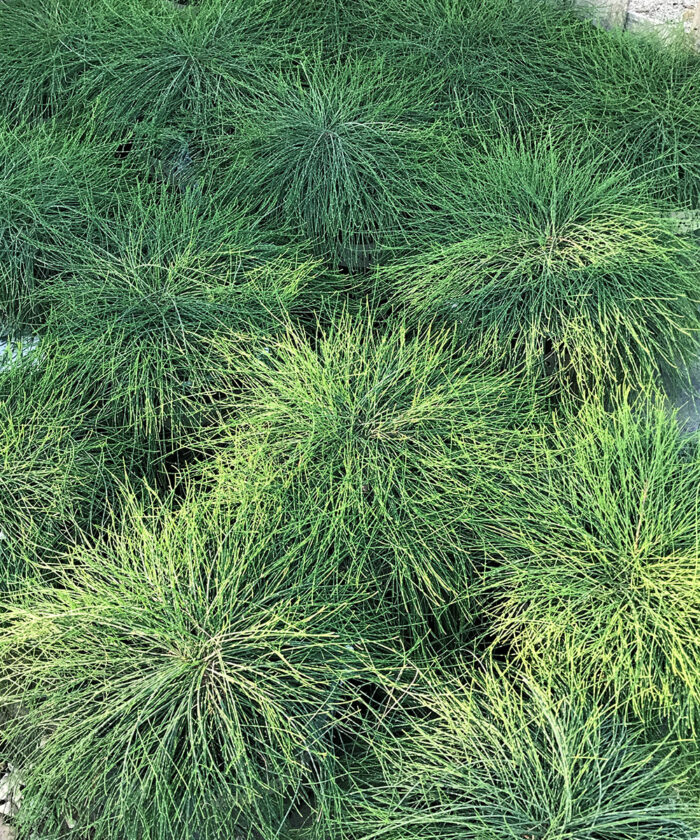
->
223 56 444 272
0 485 400 840
34 181 328 473
0 0 97 124
199 309 539 645
2 0 700 833
360 0 700 204
480 390 700 724
0 117 127 332
343 665 699 839
0 0 288 131
0 347 113 590
381 132 700 388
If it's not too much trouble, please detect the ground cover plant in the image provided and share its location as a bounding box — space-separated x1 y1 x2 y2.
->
0 117 127 331
0 486 401 840
380 132 700 388
0 348 115 591
1 0 700 837
481 391 700 724
222 56 446 271
31 181 330 475
343 666 698 839
196 309 538 644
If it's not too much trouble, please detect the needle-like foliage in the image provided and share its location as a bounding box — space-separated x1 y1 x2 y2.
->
2 0 700 834
0 117 126 332
0 348 112 590
74 0 287 136
344 667 699 839
362 0 700 204
203 309 538 644
224 57 442 272
0 485 396 840
382 133 700 388
0 0 96 123
34 182 325 473
481 391 700 724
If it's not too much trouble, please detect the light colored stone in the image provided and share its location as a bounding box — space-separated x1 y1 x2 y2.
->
629 0 694 22
667 210 700 234
0 817 16 840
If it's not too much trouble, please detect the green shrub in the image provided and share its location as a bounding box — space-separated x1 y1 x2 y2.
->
381 133 700 388
0 485 394 840
0 0 97 123
0 118 126 331
35 183 324 472
345 666 698 839
74 0 286 136
202 309 538 644
0 349 113 590
224 57 443 272
363 0 700 203
481 391 700 723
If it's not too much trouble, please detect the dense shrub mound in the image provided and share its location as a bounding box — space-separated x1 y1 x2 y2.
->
0 352 113 589
482 393 700 722
0 489 395 840
382 134 700 386
226 58 442 271
346 669 698 840
204 310 536 640
0 118 124 331
1 0 700 836
32 184 331 472
0 0 95 123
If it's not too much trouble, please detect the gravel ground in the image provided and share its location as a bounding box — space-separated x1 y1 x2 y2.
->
629 0 696 22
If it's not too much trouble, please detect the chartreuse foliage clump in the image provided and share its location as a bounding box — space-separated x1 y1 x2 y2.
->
2 0 700 836
201 309 537 642
482 391 700 724
0 486 399 840
0 348 115 591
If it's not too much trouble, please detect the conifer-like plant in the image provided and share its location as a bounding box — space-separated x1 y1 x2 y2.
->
72 0 285 134
382 134 700 388
482 391 700 724
0 486 393 840
0 348 112 589
226 58 439 271
207 310 537 642
35 183 323 472
0 118 124 331
345 667 698 839
0 0 94 123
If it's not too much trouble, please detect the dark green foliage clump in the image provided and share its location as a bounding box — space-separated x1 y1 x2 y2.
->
226 58 442 271
33 183 328 472
0 118 125 331
381 134 700 387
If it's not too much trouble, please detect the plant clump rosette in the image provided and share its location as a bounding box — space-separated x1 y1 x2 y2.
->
0 485 397 840
381 133 700 389
481 390 700 724
201 309 539 645
342 666 698 840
